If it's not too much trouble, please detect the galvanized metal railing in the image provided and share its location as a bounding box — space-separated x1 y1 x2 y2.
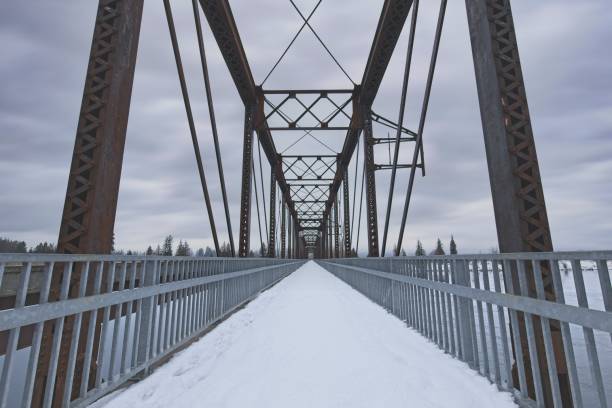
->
0 254 304 407
319 252 612 408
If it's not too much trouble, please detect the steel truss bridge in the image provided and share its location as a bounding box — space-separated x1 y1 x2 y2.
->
0 1 610 408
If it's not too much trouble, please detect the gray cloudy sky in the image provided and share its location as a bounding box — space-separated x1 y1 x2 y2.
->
1 1 611 254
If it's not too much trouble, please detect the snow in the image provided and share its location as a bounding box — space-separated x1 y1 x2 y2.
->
94 261 516 408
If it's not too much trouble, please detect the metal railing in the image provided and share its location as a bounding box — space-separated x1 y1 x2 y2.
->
0 254 304 407
319 251 612 408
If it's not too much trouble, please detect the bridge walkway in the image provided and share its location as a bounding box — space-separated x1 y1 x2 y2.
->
94 261 516 408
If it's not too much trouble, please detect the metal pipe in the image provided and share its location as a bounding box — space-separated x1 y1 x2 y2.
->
192 0 235 256
381 0 419 257
396 0 447 255
164 0 220 254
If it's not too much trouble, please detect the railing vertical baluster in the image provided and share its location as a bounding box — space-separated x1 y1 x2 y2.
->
517 259 545 406
571 259 608 408
96 261 116 387
482 259 500 386
468 261 480 372
109 261 128 381
120 261 138 374
131 262 145 367
43 261 73 408
473 260 490 378
595 259 612 343
157 260 169 354
450 260 462 360
550 259 582 407
62 261 90 406
532 260 563 407
169 260 178 347
443 261 455 356
455 259 474 368
503 259 529 400
491 260 513 390
0 262 31 408
22 261 54 408
136 259 159 377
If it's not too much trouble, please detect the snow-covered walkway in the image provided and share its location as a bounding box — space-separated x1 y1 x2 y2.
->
95 261 516 408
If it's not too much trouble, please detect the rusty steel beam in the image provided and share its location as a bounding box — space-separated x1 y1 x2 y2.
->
35 1 145 406
465 0 568 406
362 112 380 257
321 1 414 240
198 0 256 105
268 167 277 258
343 168 351 255
281 196 287 258
238 106 255 257
199 1 298 254
360 0 414 107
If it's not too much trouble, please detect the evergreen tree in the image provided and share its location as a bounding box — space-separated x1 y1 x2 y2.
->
31 242 56 253
196 248 205 257
162 235 173 256
450 235 457 255
155 244 162 255
434 238 445 255
0 237 27 253
400 248 407 257
415 240 425 256
204 246 214 257
175 240 192 256
146 245 153 255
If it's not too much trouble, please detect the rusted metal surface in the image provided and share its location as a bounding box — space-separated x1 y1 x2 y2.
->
362 111 380 257
342 168 351 256
465 0 566 405
238 106 255 257
35 1 145 406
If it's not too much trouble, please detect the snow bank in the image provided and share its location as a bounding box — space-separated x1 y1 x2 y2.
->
95 261 516 408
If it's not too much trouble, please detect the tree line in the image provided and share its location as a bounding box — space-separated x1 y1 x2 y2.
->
0 237 56 253
2 234 461 257
397 235 458 257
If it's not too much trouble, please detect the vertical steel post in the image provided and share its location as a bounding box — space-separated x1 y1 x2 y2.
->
465 0 568 405
238 105 255 257
281 196 286 258
343 168 351 256
287 214 292 258
268 168 277 257
362 110 380 257
328 216 333 258
36 1 144 406
334 199 340 258
136 259 158 375
321 220 326 259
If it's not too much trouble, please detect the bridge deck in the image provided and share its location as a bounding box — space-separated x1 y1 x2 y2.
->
94 262 516 408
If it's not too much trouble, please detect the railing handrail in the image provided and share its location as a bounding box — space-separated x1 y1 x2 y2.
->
320 253 612 408
319 261 612 333
0 255 305 407
0 253 299 262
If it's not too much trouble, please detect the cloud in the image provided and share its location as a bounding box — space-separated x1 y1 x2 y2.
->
0 0 610 254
